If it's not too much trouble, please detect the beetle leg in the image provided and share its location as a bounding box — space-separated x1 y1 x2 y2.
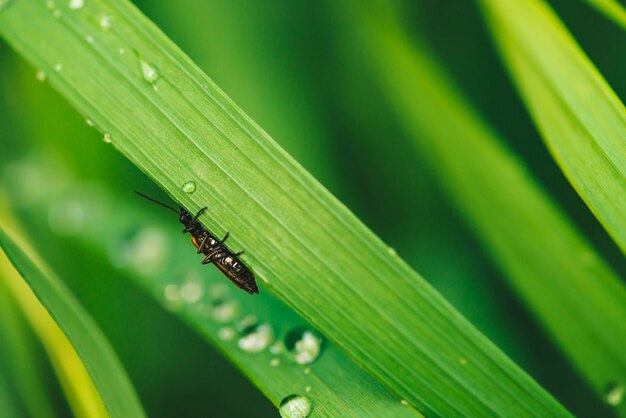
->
202 249 222 264
197 235 209 254
193 207 208 222
234 251 244 256
219 232 230 243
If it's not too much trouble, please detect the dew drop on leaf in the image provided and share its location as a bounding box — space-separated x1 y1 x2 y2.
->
284 328 323 365
139 57 162 86
238 323 274 353
99 14 112 29
35 70 46 82
605 381 624 406
212 299 239 322
279 394 311 418
163 284 180 303
218 327 235 341
68 0 83 10
180 278 203 304
182 180 196 194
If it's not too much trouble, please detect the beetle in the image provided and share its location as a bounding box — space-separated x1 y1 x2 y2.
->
135 191 259 294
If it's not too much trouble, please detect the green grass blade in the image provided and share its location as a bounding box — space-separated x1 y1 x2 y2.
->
335 3 626 414
16 181 427 418
577 0 626 29
479 0 626 256
0 270 57 418
0 249 108 418
0 367 25 418
0 0 571 416
0 227 145 418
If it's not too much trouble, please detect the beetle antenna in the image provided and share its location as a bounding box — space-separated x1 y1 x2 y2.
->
134 191 180 214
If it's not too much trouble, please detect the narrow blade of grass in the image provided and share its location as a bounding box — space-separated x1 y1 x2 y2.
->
0 250 108 418
0 0 571 416
334 3 626 414
0 271 56 418
0 367 25 418
480 0 626 256
0 223 144 417
577 0 626 29
13 178 427 417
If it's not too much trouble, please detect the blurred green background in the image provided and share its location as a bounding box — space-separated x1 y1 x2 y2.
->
0 0 624 417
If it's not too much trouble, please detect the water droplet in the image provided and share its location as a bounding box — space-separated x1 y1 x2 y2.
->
182 180 196 194
85 118 94 127
139 57 161 86
99 14 112 29
35 70 46 82
400 400 409 406
304 385 312 393
68 0 83 10
164 284 180 303
303 367 311 375
212 300 239 322
459 357 467 366
180 279 203 304
46 0 56 9
110 228 169 273
270 358 280 367
279 395 311 418
102 133 112 143
605 382 624 406
86 35 94 44
236 315 258 331
54 63 62 72
387 247 397 256
238 323 274 353
119 47 125 54
284 328 323 365
218 327 235 341
269 342 284 355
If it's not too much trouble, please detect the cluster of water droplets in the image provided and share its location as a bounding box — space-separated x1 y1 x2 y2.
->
156 268 322 417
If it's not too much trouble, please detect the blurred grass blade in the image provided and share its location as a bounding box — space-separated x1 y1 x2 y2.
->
20 183 427 418
0 367 25 418
0 249 107 418
336 2 626 414
0 271 56 418
0 224 144 417
577 0 626 29
0 0 571 416
480 0 626 256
